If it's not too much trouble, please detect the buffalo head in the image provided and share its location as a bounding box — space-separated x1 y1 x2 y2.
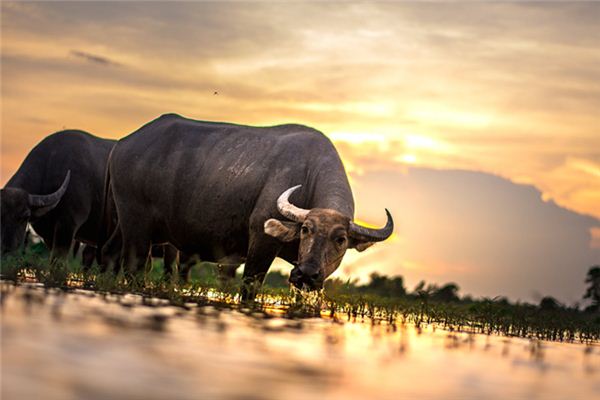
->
0 171 70 254
264 185 393 290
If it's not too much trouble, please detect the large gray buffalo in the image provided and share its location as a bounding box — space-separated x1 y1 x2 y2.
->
102 114 393 299
1 130 114 259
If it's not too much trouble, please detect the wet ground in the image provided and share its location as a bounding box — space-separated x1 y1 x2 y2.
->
1 282 599 400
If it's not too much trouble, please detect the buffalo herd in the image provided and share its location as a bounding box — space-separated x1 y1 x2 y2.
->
1 114 393 299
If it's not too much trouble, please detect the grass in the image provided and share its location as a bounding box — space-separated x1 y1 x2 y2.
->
1 248 599 343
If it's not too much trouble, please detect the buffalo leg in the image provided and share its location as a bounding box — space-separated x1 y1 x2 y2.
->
157 245 191 283
100 226 123 273
241 235 279 302
119 219 152 276
121 238 151 276
218 264 239 283
50 222 76 262
161 244 178 278
72 241 81 258
179 262 192 282
177 251 196 282
81 245 96 269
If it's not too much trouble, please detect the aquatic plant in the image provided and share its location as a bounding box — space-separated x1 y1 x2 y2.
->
1 250 598 343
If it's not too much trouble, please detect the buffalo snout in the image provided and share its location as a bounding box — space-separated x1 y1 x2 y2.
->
289 263 323 290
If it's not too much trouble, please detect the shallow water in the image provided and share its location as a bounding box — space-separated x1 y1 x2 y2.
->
1 283 598 400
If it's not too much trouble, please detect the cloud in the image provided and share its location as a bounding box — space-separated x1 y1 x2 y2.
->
346 167 600 304
69 50 121 67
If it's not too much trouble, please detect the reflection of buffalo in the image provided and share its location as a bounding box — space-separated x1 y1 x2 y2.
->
1 130 114 260
101 114 393 299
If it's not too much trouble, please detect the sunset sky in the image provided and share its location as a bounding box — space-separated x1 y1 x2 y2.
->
2 2 599 303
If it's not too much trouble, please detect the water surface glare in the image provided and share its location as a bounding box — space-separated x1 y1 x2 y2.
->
1 283 598 399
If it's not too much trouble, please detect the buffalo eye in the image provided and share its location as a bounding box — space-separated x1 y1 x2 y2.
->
335 236 346 246
301 226 309 235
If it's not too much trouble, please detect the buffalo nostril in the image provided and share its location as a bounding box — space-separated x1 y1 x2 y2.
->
289 268 303 283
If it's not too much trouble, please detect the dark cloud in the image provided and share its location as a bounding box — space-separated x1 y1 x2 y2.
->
352 168 600 303
2 2 304 63
70 50 121 67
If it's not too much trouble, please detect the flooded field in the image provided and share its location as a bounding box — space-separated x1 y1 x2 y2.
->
1 282 598 400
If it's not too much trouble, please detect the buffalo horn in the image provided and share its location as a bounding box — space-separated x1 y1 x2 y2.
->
349 209 394 242
277 185 309 222
28 170 71 209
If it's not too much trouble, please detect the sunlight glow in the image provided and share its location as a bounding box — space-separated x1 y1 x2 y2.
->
398 154 417 164
567 158 600 178
404 134 437 150
407 106 492 128
299 101 394 117
329 131 387 144
403 134 453 155
402 260 425 271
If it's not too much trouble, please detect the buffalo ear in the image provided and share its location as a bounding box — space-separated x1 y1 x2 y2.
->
349 239 375 252
264 219 300 242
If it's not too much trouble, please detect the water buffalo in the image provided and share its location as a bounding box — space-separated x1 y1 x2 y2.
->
1 130 115 260
102 114 393 299
1 130 186 276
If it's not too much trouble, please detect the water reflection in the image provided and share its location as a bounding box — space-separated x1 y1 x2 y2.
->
1 283 598 399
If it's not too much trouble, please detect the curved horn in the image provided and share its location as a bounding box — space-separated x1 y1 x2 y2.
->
349 208 394 242
277 185 309 222
28 170 71 209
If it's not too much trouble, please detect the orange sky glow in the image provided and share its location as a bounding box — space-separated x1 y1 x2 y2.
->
1 2 599 302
